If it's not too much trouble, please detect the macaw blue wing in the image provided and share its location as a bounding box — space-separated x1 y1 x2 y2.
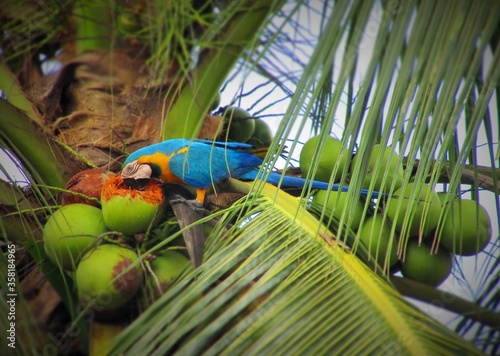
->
193 139 255 151
240 171 385 197
123 139 192 166
122 138 385 199
168 140 262 189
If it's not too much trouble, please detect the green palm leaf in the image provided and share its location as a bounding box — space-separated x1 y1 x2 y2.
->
109 183 481 355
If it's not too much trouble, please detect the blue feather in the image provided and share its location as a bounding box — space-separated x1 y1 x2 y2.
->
240 171 383 197
123 139 383 197
123 139 191 166
168 140 262 188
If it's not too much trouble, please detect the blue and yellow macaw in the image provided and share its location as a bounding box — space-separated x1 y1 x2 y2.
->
121 139 381 204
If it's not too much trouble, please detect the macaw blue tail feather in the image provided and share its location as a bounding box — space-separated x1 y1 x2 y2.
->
239 170 384 197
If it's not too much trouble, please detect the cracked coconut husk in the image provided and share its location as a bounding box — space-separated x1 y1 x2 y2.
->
102 175 163 205
62 168 115 207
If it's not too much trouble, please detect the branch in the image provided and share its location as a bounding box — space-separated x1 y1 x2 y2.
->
409 159 499 193
390 275 500 330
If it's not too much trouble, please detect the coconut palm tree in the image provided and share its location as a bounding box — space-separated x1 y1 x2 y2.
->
1 0 499 354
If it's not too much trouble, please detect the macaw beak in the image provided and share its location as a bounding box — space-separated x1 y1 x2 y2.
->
121 161 153 189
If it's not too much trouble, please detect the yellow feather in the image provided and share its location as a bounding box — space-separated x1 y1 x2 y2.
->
137 152 185 184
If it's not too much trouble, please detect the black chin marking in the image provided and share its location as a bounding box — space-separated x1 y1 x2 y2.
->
123 178 150 190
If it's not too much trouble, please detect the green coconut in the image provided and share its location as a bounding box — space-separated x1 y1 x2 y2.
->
246 118 273 147
300 135 349 182
351 144 404 193
312 190 365 229
210 92 221 112
43 204 107 270
149 251 190 295
76 244 143 311
401 241 453 287
438 199 491 256
101 176 164 235
222 107 255 142
385 182 442 236
357 214 399 268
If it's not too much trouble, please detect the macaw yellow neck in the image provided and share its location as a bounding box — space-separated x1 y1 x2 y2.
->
137 151 185 185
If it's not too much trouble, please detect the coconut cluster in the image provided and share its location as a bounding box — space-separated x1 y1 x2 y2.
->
42 170 190 313
214 106 273 147
301 135 492 287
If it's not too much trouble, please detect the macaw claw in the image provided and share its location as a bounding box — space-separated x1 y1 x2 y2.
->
169 197 210 215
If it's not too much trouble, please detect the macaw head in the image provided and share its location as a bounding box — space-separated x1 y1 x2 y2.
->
121 160 153 189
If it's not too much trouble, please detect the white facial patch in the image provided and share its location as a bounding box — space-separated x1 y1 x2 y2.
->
121 161 153 180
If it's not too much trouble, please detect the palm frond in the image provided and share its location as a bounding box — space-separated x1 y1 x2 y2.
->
110 183 480 354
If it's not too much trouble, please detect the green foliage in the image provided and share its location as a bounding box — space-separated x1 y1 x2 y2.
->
73 1 113 53
0 100 67 188
161 0 283 139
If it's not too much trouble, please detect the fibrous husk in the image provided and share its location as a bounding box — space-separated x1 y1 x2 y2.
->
29 50 172 170
28 49 221 171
